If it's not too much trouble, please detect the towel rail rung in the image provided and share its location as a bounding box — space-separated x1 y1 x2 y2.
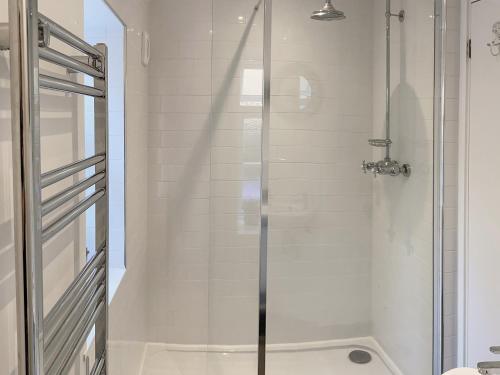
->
39 47 104 78
42 189 105 243
44 246 105 336
90 355 106 375
41 154 106 188
44 272 105 369
46 292 106 375
40 74 105 97
42 172 106 216
38 13 104 60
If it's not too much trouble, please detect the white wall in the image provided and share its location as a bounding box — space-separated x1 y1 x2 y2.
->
442 0 461 371
208 0 263 346
147 0 213 345
146 0 374 347
147 0 263 346
370 0 435 373
102 0 151 371
267 0 373 343
145 1 454 363
84 0 126 273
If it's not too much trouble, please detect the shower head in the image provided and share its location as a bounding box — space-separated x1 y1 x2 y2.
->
311 0 346 21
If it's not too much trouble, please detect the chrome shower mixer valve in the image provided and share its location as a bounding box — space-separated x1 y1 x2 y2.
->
362 159 411 177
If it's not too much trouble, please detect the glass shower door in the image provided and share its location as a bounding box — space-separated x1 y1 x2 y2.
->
207 0 264 373
265 0 436 374
145 1 265 374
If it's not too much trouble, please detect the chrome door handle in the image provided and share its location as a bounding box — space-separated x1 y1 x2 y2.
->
479 361 500 374
491 347 500 355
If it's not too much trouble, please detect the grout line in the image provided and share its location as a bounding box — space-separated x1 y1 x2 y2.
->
138 342 148 375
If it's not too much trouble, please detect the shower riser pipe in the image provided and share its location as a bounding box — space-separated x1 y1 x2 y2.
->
385 0 391 160
362 2 410 178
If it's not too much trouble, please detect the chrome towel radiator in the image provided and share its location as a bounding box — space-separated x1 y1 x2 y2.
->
3 1 109 374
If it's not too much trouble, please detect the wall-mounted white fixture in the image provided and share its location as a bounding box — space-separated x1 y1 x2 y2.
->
487 22 500 56
141 31 150 66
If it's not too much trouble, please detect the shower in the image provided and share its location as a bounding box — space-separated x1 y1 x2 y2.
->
311 0 346 21
362 0 411 177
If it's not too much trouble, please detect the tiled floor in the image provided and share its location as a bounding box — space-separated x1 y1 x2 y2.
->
140 346 394 375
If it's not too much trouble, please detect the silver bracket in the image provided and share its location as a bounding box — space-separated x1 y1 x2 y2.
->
66 55 94 74
67 54 104 74
64 56 104 76
92 56 104 73
38 20 50 48
387 10 405 23
368 138 392 147
1 20 52 51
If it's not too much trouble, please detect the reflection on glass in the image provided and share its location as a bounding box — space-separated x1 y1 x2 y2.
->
299 76 312 110
241 68 263 107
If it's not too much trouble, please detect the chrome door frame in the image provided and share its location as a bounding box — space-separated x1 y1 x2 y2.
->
258 0 272 374
434 0 447 374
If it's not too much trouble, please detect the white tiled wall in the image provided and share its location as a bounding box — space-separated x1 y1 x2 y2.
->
147 0 212 345
370 0 435 374
442 0 460 371
84 0 152 372
106 0 150 347
84 0 126 271
267 0 373 343
208 0 263 346
146 0 374 347
147 0 263 346
146 0 459 362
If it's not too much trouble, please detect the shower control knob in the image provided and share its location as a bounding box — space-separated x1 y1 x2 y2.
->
361 160 377 174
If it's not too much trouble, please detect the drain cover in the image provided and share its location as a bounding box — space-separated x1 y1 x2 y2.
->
348 350 372 364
